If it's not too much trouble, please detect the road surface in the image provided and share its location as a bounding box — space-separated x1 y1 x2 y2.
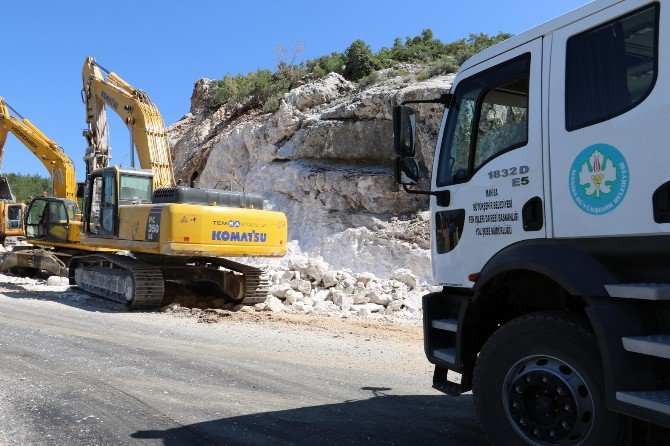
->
0 278 486 445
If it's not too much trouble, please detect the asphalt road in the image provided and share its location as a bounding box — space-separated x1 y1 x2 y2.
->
0 281 486 446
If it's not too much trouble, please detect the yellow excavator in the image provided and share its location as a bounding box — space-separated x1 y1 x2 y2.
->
24 57 287 308
0 98 63 245
0 97 77 201
0 176 24 245
0 97 111 274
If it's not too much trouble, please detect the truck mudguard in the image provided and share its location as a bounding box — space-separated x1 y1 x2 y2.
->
474 239 618 298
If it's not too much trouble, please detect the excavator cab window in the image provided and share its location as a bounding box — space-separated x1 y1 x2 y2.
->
119 175 152 204
6 204 23 230
85 171 117 237
26 199 47 238
86 176 102 235
25 198 70 243
101 173 116 235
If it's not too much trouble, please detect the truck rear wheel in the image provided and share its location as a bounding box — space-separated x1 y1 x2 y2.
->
473 311 627 446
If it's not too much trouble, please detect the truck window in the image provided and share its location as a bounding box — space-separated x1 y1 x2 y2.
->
436 53 530 186
474 77 528 170
566 3 658 131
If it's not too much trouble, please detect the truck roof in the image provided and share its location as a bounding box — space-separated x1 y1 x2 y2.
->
460 0 624 72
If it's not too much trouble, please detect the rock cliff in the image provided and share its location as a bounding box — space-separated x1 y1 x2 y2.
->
168 70 454 284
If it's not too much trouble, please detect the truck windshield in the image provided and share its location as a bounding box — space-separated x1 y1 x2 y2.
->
436 79 482 186
120 175 152 203
436 54 530 186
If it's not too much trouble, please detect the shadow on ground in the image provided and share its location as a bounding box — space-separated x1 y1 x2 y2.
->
131 391 487 446
0 274 235 313
0 279 128 313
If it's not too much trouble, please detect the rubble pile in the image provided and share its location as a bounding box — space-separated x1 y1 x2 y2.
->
258 255 435 320
161 245 438 323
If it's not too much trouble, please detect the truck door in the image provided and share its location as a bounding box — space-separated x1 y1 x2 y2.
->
431 38 545 287
549 2 662 238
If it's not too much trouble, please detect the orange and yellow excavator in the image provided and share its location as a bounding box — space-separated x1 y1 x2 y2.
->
0 97 110 274
0 97 78 247
0 175 23 245
0 98 74 244
21 58 288 308
0 97 77 201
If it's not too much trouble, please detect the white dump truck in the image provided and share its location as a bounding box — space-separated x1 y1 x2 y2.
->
394 0 670 444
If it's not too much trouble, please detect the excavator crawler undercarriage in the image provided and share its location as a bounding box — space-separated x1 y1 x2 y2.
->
69 253 271 309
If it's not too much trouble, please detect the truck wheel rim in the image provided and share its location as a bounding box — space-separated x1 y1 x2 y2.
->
502 355 594 445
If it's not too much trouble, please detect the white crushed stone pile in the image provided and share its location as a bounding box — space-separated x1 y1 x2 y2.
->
238 248 439 322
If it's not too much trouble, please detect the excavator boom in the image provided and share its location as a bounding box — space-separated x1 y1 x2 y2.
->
82 57 174 190
0 98 77 201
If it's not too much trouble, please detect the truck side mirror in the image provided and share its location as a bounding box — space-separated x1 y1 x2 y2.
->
393 105 416 157
395 157 419 186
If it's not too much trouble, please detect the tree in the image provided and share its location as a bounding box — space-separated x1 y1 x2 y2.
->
421 29 434 42
343 40 378 81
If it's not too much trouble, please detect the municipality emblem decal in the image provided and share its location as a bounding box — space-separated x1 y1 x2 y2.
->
569 144 628 215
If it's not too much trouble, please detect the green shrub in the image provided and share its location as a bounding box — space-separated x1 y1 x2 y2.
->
306 52 345 79
356 70 381 88
343 40 379 81
207 30 513 110
3 173 52 203
424 56 461 79
263 94 282 113
448 32 513 64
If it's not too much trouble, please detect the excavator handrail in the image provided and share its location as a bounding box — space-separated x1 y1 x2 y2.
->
82 56 175 190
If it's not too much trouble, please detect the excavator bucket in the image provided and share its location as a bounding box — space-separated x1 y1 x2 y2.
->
0 176 16 201
0 248 68 277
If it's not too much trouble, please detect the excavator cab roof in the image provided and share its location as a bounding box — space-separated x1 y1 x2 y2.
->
91 165 154 178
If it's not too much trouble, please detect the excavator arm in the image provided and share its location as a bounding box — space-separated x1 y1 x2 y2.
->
82 57 174 190
0 121 8 170
0 98 77 201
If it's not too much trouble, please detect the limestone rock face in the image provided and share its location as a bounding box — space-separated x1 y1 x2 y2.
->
168 71 454 282
285 73 355 111
190 78 213 113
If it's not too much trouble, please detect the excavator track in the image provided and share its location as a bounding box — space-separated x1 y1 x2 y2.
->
69 254 164 309
212 258 271 305
135 255 271 305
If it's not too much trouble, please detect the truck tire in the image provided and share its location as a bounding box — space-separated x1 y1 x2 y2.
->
473 311 627 446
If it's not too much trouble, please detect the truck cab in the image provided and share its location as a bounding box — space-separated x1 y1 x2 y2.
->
395 1 670 444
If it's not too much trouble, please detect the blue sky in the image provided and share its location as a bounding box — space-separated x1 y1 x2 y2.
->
0 0 586 179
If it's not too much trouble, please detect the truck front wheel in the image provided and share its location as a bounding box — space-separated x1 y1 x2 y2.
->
473 311 627 446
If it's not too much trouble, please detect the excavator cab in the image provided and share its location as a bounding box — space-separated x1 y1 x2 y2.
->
0 176 25 243
25 197 79 244
5 203 24 230
83 166 153 238
0 202 26 244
